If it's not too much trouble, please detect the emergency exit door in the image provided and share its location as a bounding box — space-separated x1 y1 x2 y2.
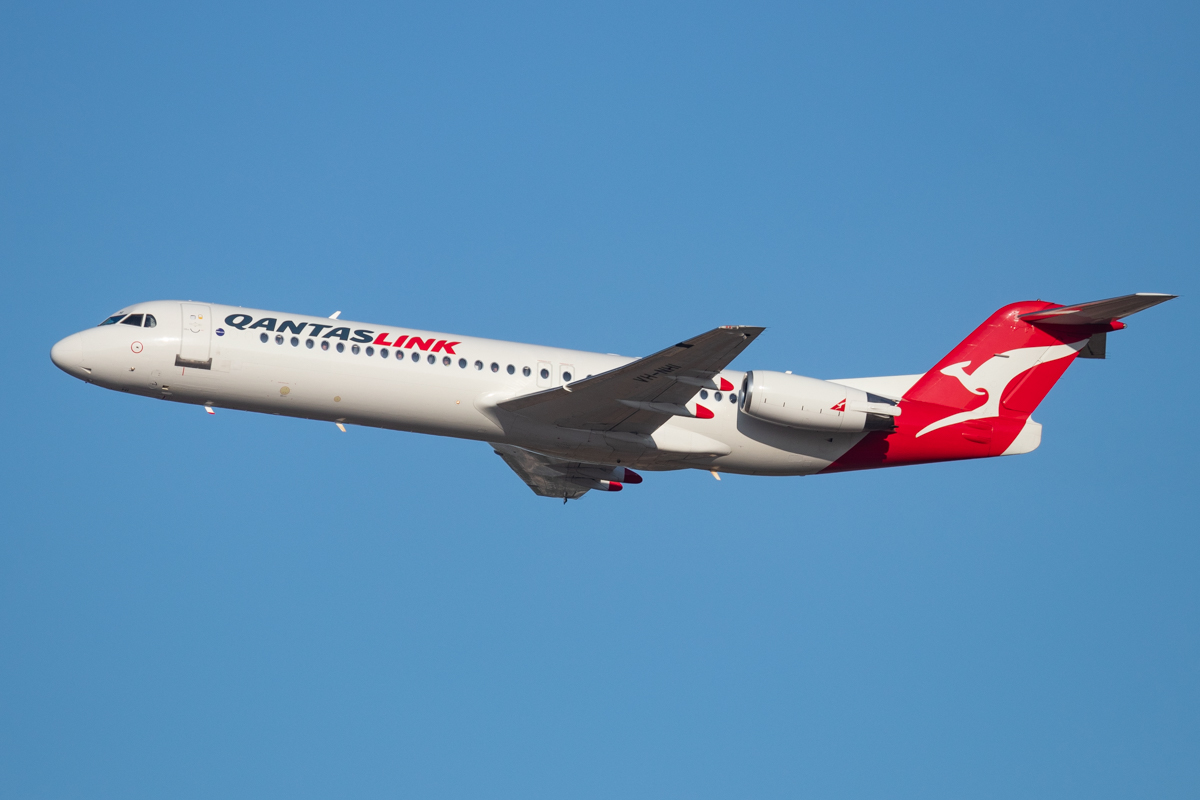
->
176 303 213 369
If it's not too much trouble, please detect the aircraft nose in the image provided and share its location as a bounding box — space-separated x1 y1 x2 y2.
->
50 333 85 374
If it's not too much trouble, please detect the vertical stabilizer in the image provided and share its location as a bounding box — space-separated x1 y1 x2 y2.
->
825 294 1174 472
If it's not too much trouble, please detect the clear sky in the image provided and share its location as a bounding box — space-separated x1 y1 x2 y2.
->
2 2 1197 798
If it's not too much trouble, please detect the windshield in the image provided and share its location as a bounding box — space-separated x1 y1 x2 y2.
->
98 314 125 326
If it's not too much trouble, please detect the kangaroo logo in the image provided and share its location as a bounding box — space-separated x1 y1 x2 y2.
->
915 342 1085 437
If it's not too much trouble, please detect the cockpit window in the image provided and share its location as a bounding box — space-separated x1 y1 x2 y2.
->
143 314 156 328
99 315 125 326
121 314 144 327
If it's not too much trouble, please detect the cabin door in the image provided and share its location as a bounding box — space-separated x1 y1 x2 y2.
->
177 303 213 369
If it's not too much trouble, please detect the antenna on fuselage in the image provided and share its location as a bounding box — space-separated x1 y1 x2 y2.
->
329 311 341 319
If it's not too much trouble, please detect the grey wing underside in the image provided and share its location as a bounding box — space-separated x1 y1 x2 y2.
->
491 443 594 500
497 325 764 436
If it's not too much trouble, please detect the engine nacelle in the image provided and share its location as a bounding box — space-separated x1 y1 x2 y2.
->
740 371 900 433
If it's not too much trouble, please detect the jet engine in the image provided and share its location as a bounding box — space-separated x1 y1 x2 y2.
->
740 371 901 433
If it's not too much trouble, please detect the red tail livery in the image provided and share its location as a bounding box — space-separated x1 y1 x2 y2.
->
826 294 1171 472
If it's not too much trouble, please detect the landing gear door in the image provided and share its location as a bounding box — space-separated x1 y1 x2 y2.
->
177 303 213 369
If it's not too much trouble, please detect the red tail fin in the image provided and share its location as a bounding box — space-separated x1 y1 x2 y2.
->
902 300 1102 431
826 300 1119 471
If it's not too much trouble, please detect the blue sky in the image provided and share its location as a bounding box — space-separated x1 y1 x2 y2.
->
2 2 1197 797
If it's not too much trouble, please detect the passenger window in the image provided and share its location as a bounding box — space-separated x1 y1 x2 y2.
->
491 362 499 373
474 360 483 370
143 314 157 328
261 333 269 343
427 354 436 364
506 364 515 374
700 390 709 399
540 368 549 379
306 339 314 349
523 366 531 377
714 392 722 401
291 337 299 347
321 340 329 351
412 352 419 362
562 371 572 382
121 314 144 327
366 346 375 356
337 342 345 353
275 334 284 345
381 348 389 358
98 315 125 326
459 358 467 368
443 356 451 366
352 344 360 355
730 393 737 403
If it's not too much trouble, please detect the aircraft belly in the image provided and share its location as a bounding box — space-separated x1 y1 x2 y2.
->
702 414 868 476
481 411 861 476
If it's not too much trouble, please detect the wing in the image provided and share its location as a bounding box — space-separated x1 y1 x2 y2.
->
491 443 629 500
497 325 764 435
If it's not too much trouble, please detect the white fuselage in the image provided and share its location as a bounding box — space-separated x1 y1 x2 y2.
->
51 301 919 476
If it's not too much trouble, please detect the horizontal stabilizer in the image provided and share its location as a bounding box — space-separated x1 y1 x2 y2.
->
1018 293 1176 325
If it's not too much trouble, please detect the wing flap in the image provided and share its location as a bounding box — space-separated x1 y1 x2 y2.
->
492 444 592 499
491 444 635 499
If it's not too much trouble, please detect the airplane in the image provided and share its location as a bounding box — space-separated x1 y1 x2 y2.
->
50 293 1175 501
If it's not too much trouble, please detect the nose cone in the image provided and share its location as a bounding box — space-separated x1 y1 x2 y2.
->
50 333 85 375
